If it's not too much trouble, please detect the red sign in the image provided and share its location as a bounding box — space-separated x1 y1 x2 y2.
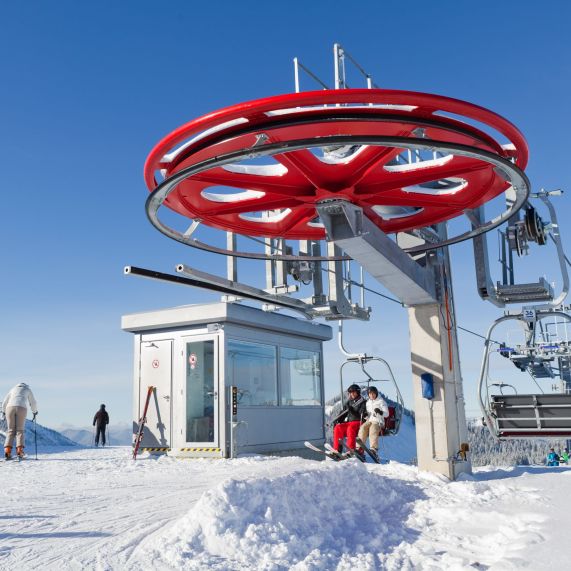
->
189 353 197 369
152 359 160 369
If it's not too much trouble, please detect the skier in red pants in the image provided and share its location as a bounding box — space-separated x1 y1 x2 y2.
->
332 384 366 453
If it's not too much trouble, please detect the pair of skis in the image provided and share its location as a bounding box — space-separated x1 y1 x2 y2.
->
356 437 382 464
305 438 382 464
5 455 25 462
133 385 155 460
304 441 354 461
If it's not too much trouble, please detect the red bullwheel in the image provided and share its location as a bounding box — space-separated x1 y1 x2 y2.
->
145 89 529 258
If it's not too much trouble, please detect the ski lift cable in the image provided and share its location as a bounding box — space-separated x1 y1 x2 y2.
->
247 237 499 344
530 372 545 394
325 266 503 344
320 266 402 305
554 233 571 268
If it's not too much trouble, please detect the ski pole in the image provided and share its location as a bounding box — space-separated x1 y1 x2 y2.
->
107 426 111 447
33 413 38 460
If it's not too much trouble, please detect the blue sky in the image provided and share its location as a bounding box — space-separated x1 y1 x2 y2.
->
0 1 570 428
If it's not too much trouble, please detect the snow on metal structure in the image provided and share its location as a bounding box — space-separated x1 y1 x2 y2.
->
124 44 545 478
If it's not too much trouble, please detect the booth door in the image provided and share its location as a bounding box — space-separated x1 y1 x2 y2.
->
139 340 172 448
182 335 219 448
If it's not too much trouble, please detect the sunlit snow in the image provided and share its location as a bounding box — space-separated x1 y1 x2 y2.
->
1 441 570 570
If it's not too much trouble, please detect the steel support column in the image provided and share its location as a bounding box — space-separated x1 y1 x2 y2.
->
319 201 471 479
408 294 471 478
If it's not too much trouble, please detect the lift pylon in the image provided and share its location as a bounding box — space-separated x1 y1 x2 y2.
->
126 45 543 479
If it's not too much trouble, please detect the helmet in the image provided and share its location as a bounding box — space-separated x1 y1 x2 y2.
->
368 386 379 397
347 384 361 394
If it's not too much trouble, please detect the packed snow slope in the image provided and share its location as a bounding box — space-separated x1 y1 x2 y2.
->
1 447 571 570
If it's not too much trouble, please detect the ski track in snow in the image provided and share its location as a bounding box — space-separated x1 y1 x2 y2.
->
1 447 570 570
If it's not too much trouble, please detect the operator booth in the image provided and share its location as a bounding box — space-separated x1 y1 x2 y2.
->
122 302 332 458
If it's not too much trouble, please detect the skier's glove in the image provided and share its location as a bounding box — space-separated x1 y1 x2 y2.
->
374 408 382 415
33 412 37 420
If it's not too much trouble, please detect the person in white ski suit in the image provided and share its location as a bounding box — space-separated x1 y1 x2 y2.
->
2 382 38 459
357 386 389 456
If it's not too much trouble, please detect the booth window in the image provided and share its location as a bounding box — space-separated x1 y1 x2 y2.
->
279 347 321 406
185 340 215 443
228 340 277 406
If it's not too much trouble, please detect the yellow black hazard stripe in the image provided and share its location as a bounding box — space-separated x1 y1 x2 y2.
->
179 447 221 453
141 447 170 452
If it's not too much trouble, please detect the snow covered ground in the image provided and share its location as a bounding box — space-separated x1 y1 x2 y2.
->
1 446 571 570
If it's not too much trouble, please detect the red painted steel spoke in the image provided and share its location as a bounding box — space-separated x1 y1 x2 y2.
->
341 145 407 188
191 167 314 197
197 197 302 217
273 149 332 189
356 156 492 195
274 205 318 234
145 89 528 239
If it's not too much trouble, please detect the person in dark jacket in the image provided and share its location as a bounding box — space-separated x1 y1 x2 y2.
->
93 404 109 447
332 384 366 453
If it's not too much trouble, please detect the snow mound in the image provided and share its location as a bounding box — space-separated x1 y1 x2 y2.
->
141 462 418 570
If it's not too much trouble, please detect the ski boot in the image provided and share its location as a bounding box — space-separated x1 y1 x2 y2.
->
16 446 24 459
4 446 12 460
369 448 380 463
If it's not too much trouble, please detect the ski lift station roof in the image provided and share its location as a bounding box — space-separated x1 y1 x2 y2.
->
121 301 332 340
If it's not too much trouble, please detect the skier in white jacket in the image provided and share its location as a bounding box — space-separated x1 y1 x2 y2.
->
357 386 389 459
2 382 38 459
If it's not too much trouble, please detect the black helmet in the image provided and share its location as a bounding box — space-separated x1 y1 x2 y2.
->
368 386 379 397
100 404 106 408
347 384 361 394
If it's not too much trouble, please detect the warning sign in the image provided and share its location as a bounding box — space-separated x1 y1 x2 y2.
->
189 353 198 370
152 359 160 369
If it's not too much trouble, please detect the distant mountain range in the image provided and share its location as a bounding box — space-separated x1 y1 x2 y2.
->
0 418 78 447
60 424 133 446
0 416 133 448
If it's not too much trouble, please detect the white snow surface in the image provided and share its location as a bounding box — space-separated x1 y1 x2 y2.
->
2 447 571 570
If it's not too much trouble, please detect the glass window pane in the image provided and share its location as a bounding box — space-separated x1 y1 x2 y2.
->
228 340 277 406
280 347 321 406
186 340 215 442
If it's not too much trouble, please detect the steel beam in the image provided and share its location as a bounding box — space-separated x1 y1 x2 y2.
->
316 201 437 306
124 265 314 319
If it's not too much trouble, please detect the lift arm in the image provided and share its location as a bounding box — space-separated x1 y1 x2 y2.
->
316 200 437 306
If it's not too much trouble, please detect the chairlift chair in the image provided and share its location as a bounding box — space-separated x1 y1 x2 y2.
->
478 310 571 439
339 356 404 436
